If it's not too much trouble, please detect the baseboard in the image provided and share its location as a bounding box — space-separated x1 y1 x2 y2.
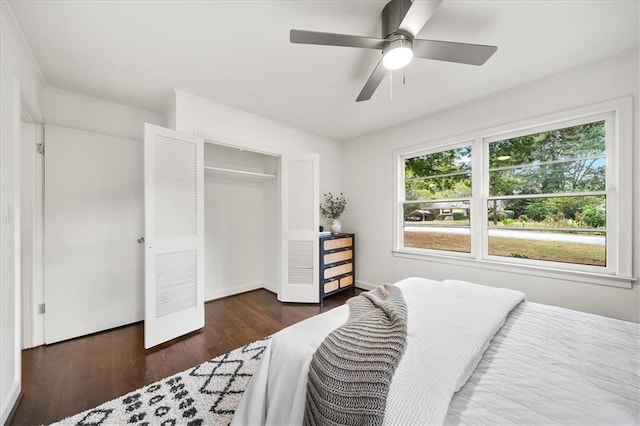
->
1 380 21 426
206 280 374 303
262 282 277 294
205 282 265 302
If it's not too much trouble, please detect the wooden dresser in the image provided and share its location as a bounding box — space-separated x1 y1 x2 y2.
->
319 233 355 306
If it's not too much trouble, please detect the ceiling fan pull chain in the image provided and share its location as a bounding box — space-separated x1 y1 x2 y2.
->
403 72 406 85
390 71 393 103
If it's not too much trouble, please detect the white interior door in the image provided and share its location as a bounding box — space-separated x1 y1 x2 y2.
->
43 125 143 344
279 154 319 302
144 124 204 349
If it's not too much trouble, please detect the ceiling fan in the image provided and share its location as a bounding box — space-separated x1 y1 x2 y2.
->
290 0 497 102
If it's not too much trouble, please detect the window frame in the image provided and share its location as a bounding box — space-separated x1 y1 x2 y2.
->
392 97 634 289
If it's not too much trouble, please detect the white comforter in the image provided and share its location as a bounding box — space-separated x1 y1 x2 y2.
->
445 301 640 425
232 277 525 425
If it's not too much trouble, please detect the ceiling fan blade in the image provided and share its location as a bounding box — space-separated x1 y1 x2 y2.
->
356 58 387 102
398 0 443 37
290 30 385 50
413 39 498 65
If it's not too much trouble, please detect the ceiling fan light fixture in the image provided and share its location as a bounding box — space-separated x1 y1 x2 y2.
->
382 37 413 70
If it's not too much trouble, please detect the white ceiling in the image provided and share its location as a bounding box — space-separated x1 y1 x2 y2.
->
9 0 639 142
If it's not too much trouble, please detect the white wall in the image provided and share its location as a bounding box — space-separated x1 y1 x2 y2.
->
342 50 640 322
43 87 164 141
163 91 177 131
174 90 343 297
0 3 46 423
175 90 343 217
204 176 268 299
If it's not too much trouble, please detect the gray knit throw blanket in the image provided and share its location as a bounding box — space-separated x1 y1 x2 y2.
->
303 284 408 426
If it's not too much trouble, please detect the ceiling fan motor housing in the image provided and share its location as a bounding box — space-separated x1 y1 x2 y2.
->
381 0 414 38
383 34 412 56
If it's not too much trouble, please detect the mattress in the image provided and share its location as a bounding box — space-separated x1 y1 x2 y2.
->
445 301 640 425
233 278 640 425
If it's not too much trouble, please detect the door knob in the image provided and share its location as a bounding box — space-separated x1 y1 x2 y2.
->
137 237 145 244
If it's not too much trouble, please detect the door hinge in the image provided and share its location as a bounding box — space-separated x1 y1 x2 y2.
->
38 303 45 314
37 142 45 155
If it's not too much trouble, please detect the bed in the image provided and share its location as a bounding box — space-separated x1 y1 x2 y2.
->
232 277 640 425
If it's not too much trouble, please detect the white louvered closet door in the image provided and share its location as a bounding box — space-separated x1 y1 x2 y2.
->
279 154 319 302
144 124 204 349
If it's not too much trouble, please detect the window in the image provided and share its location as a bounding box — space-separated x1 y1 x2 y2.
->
394 99 633 287
403 145 472 253
486 120 606 267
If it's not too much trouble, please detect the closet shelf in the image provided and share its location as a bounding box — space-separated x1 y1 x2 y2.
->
204 166 276 182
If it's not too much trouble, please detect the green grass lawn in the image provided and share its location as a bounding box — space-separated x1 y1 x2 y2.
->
403 231 605 266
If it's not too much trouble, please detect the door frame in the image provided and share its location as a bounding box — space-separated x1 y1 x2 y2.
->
20 94 45 349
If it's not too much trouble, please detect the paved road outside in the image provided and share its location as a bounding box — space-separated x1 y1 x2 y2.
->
404 226 605 246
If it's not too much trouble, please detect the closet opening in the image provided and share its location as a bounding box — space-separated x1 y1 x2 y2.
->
203 142 280 300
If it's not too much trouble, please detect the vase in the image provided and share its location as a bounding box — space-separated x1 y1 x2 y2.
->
330 219 341 234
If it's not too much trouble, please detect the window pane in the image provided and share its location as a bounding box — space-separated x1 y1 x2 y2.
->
405 146 471 201
489 158 605 196
405 173 472 200
489 121 605 196
487 195 606 266
403 201 470 253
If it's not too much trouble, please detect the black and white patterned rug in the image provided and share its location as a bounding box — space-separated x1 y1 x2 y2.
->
53 337 271 426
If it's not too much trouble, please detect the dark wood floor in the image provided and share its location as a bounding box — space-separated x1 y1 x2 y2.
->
12 288 361 426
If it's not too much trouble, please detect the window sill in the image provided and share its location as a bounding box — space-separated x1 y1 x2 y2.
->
391 249 636 289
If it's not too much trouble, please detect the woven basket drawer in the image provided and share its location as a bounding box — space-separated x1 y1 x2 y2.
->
339 275 353 288
324 249 352 265
324 280 339 293
323 237 353 251
324 262 353 279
